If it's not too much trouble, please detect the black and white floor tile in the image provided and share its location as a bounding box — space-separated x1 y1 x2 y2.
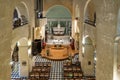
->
11 54 79 80
35 55 65 80
11 62 20 79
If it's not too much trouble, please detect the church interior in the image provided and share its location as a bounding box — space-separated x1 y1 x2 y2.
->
0 0 120 80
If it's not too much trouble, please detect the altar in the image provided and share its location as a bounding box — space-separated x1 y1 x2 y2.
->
47 35 70 45
43 23 74 60
52 23 65 35
49 46 68 59
41 45 70 60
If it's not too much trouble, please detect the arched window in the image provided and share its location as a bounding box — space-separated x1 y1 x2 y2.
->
13 9 18 19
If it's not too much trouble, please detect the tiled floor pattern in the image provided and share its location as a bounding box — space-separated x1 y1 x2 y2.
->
35 55 64 80
11 62 20 79
11 54 78 80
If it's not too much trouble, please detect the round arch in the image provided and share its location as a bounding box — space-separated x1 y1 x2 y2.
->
13 1 29 26
81 35 95 76
12 2 29 28
113 35 120 80
113 9 120 79
45 5 71 19
84 0 91 20
17 2 29 20
11 37 28 58
20 1 29 20
14 8 21 18
18 37 28 46
83 0 96 21
11 37 29 77
82 35 93 45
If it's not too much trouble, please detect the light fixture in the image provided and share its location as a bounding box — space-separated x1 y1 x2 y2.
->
17 41 20 46
28 48 31 55
74 19 77 33
82 35 89 44
9 61 14 65
94 57 97 61
57 23 61 29
82 46 85 53
28 39 31 46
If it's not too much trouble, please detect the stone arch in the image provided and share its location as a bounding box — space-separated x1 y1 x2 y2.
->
12 2 29 28
20 1 29 20
43 0 73 16
11 37 29 77
11 37 28 63
82 35 93 45
82 0 96 47
82 35 94 54
17 2 29 20
17 37 29 77
45 5 72 36
113 9 120 79
11 37 28 52
84 0 91 20
81 35 95 76
18 37 28 46
84 0 96 21
113 36 120 80
45 5 71 19
13 8 21 18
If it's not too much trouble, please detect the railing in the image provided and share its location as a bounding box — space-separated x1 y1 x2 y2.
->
47 18 72 22
85 19 96 27
13 20 28 29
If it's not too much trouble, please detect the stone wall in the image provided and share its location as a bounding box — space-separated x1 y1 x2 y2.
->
84 23 96 46
73 0 120 80
0 0 34 80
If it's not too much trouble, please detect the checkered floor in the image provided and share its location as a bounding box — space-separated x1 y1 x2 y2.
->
35 55 64 80
11 62 20 79
11 54 79 80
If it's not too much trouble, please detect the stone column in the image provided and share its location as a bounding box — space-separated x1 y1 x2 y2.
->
113 41 120 80
0 49 11 80
94 0 118 79
28 55 33 72
117 42 120 79
113 42 119 80
18 46 29 77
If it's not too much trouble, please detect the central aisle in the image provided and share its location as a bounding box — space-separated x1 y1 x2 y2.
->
35 55 64 79
35 54 79 80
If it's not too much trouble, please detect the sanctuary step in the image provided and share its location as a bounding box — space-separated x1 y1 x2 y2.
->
40 44 78 60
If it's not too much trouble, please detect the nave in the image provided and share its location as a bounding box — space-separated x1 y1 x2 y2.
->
11 54 95 80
